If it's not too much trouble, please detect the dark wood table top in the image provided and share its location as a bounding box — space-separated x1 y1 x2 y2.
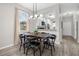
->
27 33 50 37
23 32 51 38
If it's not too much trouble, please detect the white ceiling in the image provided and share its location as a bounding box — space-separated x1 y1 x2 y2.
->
19 3 56 11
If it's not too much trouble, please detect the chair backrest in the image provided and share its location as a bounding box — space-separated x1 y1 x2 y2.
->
44 34 56 45
19 33 36 44
50 34 56 42
19 34 24 39
19 34 25 43
24 35 37 43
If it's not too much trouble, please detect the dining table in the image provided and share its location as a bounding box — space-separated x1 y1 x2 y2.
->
22 32 53 55
23 32 51 39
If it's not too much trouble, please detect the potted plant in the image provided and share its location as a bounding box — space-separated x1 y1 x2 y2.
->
34 29 38 35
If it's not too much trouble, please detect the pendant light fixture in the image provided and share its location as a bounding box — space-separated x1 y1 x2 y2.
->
29 3 38 19
29 3 44 19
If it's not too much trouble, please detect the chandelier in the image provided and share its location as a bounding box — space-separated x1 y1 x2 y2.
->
29 3 43 19
29 3 56 20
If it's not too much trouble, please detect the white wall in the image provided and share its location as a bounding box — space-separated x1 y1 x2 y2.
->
0 4 16 50
63 21 72 36
0 3 32 50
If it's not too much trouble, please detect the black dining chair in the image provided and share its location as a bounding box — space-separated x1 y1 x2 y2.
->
19 34 25 51
23 35 36 53
23 35 41 56
42 34 56 55
19 32 33 52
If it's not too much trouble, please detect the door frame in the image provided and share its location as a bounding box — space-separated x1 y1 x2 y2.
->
14 8 20 45
14 7 30 45
61 15 74 38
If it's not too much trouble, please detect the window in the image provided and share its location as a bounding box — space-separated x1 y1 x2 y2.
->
18 10 29 32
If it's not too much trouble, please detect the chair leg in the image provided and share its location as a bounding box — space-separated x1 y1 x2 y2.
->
38 46 41 56
51 46 53 56
53 44 55 52
19 42 23 51
42 44 45 54
46 45 49 49
33 48 35 56
44 44 46 48
40 39 41 42
19 44 22 51
23 44 25 54
26 48 29 55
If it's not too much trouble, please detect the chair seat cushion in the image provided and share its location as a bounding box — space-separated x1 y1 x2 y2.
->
43 41 54 46
25 41 40 48
30 41 40 46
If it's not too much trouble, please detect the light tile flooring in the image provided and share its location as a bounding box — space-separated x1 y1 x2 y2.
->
0 36 79 56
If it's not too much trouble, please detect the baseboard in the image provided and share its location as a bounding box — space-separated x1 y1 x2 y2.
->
0 44 14 50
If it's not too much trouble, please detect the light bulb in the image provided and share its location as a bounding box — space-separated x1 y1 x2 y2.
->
35 14 38 18
30 15 33 18
39 14 43 17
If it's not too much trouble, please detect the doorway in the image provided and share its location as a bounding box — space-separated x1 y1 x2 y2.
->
61 15 74 40
14 8 29 45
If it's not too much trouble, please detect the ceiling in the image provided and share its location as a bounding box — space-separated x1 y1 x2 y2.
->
19 3 56 11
